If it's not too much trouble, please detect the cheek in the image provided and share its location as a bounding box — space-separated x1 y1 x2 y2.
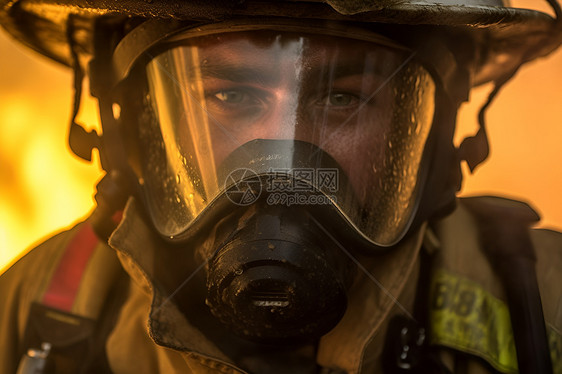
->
320 108 392 202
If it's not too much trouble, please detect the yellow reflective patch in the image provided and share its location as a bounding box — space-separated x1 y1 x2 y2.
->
429 269 518 373
549 327 562 374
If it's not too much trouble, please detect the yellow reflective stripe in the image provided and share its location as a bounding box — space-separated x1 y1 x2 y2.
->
549 327 562 374
429 269 518 373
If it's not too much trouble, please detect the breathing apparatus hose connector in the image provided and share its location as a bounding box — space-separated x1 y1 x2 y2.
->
204 202 356 344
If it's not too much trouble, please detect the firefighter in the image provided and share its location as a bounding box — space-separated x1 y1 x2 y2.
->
1 0 561 373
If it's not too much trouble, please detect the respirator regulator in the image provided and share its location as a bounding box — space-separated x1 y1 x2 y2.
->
130 24 437 342
201 140 358 342
205 202 353 342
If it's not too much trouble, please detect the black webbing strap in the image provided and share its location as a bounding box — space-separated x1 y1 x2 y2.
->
462 196 553 374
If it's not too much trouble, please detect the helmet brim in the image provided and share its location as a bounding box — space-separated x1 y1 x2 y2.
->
1 0 561 85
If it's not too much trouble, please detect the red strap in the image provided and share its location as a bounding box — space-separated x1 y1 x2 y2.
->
112 210 123 225
42 223 99 311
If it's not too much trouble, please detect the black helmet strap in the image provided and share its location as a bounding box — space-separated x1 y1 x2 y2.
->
67 15 100 162
458 68 516 173
459 0 562 173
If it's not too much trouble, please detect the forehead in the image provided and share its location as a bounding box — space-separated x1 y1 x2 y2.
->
162 30 408 70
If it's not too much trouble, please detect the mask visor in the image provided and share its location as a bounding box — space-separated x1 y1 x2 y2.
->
138 27 436 247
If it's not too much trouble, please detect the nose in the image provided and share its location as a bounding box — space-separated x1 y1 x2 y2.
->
253 88 300 140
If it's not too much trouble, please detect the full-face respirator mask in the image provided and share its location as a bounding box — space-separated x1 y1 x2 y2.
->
116 21 439 343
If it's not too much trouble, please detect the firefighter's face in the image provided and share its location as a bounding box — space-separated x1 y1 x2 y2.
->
178 32 395 201
131 27 438 341
140 27 436 247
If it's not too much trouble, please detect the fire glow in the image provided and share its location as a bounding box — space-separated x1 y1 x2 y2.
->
1 3 561 272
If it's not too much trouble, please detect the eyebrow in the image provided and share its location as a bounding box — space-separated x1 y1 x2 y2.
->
187 49 400 88
307 53 405 79
313 63 371 79
192 64 272 86
191 62 384 87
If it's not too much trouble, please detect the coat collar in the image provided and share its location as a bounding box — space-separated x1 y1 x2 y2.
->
109 197 424 373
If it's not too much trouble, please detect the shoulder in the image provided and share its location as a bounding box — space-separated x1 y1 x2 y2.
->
531 227 562 262
0 218 127 373
432 195 562 301
531 228 562 345
0 221 87 310
430 196 562 372
0 217 125 329
0 221 90 373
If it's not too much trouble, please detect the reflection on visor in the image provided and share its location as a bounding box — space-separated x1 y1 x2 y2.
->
139 29 435 246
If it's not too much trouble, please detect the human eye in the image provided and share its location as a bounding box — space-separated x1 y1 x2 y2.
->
302 74 384 127
213 89 251 104
310 73 379 112
316 92 361 108
205 86 269 120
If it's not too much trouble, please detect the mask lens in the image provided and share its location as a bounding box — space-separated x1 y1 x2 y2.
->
138 28 435 246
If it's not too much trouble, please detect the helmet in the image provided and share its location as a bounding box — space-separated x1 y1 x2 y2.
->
2 0 561 342
1 0 560 84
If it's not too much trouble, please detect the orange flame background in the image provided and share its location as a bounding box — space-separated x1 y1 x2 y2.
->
1 1 561 272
